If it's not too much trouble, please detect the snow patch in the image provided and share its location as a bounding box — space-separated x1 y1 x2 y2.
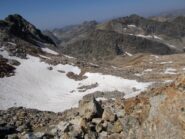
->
41 48 58 55
96 97 108 101
164 80 173 83
125 52 133 57
0 50 151 112
151 55 159 59
160 61 173 64
164 68 177 75
127 24 136 28
39 55 51 59
135 73 143 77
64 55 76 59
144 69 153 72
7 42 16 46
136 34 162 40
167 44 176 48
89 63 99 67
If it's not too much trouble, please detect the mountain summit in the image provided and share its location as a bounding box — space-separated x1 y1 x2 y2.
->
0 14 55 46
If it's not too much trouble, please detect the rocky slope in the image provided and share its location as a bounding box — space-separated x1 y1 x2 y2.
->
0 14 58 79
0 14 55 47
62 30 174 61
47 14 185 61
1 75 185 139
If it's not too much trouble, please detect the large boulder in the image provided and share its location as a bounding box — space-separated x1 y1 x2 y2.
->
79 98 103 120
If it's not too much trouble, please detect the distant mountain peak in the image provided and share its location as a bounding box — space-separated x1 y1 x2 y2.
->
0 14 56 47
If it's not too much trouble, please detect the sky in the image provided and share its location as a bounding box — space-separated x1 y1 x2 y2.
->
0 0 185 29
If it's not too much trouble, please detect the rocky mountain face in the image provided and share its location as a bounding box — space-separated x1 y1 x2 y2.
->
0 14 55 47
100 14 185 39
0 14 58 79
63 30 174 61
51 20 97 45
47 14 185 61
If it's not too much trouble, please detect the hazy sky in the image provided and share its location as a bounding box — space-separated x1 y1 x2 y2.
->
0 0 185 29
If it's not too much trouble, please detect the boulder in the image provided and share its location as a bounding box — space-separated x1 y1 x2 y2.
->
111 120 123 133
79 98 103 119
107 133 124 139
102 108 116 122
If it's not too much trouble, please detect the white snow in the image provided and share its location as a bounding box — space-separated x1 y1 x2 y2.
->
111 66 119 69
0 50 151 112
160 61 173 64
89 63 99 67
135 73 143 77
127 24 136 28
164 68 177 75
39 55 51 59
7 42 16 46
41 48 58 55
125 52 133 56
136 34 162 40
135 69 153 77
144 69 153 72
64 55 76 59
164 80 173 83
153 35 163 40
167 44 176 48
151 55 159 59
96 97 108 101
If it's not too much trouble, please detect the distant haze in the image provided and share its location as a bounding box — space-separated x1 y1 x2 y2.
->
0 0 185 29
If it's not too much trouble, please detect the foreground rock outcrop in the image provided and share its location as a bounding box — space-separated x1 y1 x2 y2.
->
1 75 185 139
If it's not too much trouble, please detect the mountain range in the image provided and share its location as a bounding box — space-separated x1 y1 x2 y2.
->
44 14 185 61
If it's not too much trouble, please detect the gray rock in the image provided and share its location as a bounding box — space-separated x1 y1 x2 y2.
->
23 133 39 139
96 123 103 133
84 130 98 139
111 120 123 133
99 131 108 139
79 98 103 119
57 122 72 133
102 108 116 122
7 134 18 139
92 118 102 124
8 59 20 66
116 110 125 118
108 133 124 139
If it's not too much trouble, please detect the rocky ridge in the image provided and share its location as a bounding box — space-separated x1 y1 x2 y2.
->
47 14 185 61
0 14 55 47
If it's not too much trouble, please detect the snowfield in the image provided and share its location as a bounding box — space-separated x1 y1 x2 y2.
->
0 49 151 112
